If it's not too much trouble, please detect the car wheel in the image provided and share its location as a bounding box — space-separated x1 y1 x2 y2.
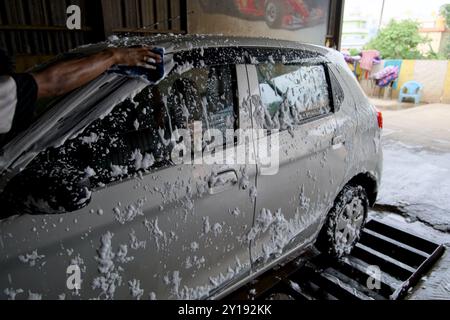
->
317 185 369 258
265 1 284 28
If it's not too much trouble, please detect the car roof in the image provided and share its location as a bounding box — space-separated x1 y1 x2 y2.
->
108 34 331 54
33 34 336 72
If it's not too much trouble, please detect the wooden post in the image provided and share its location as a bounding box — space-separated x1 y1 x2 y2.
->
88 0 107 42
326 0 345 50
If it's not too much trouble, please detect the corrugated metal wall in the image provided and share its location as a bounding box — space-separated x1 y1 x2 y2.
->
0 0 95 56
101 0 187 36
0 0 187 71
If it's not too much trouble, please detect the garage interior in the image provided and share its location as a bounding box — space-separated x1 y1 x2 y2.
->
0 0 448 302
0 0 344 72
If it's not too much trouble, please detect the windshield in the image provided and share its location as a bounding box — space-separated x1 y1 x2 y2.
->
0 73 141 172
33 49 174 124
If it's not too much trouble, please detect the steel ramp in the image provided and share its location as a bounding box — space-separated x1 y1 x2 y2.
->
225 218 446 300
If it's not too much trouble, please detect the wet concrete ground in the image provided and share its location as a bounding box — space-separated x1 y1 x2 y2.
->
372 102 450 300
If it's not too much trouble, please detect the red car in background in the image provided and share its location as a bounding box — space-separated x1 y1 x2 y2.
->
200 0 327 30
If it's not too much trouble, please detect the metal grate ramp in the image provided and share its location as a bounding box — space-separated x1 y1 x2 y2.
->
225 219 446 300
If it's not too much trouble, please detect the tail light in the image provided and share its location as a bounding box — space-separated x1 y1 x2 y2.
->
376 108 383 129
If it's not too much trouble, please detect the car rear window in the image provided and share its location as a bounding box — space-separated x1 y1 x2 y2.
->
256 63 332 130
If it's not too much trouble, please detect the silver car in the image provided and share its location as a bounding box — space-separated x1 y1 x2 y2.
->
0 35 382 300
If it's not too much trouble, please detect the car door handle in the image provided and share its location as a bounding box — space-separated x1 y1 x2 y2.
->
332 135 345 147
208 170 239 195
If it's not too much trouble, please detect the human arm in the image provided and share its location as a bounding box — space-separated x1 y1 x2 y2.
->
32 47 162 98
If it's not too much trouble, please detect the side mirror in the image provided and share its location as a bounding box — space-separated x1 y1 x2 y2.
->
0 165 92 217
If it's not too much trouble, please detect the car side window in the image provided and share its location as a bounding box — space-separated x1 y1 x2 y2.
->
165 64 237 150
30 84 174 188
255 63 332 130
34 64 237 184
0 63 239 215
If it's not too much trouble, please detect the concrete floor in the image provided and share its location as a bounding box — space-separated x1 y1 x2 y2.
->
369 100 450 300
380 103 450 152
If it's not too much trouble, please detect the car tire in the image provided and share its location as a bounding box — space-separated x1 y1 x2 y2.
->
317 185 369 258
265 1 284 29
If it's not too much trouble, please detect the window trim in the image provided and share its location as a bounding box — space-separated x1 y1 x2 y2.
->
173 49 242 134
324 63 345 113
174 49 253 156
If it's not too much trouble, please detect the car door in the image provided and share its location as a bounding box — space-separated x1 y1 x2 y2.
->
0 48 256 300
244 48 346 268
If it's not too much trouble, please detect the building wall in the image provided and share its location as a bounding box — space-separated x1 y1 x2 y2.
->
393 60 416 98
100 0 186 36
440 31 450 53
413 60 448 103
442 62 450 103
359 59 450 104
418 31 445 54
418 16 450 56
341 19 370 50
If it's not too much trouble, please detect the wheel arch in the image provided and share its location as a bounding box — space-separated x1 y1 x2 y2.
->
345 172 379 207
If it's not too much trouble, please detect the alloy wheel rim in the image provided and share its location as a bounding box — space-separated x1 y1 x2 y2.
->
335 197 365 249
266 3 277 23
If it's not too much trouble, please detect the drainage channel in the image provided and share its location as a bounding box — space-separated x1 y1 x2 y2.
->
225 218 446 300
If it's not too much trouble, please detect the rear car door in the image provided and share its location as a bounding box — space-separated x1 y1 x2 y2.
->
245 48 346 268
0 48 256 300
